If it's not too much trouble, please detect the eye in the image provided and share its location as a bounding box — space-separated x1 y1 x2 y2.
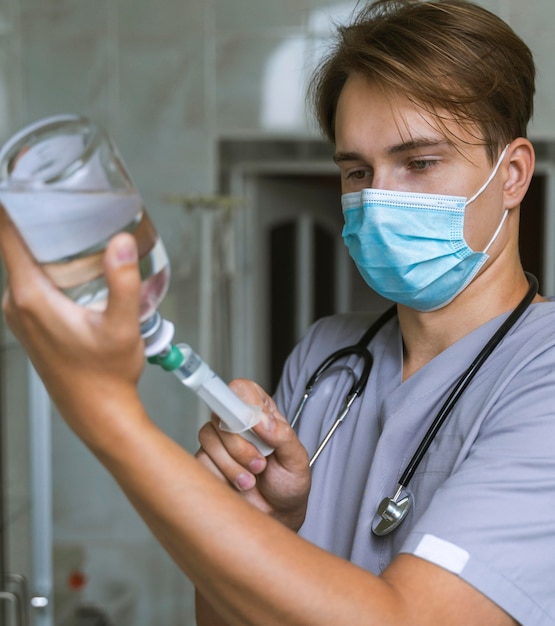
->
346 168 371 180
407 159 439 171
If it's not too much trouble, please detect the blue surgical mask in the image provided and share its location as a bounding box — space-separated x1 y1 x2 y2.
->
341 146 509 311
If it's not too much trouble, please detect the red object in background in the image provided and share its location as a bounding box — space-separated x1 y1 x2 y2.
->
67 569 87 590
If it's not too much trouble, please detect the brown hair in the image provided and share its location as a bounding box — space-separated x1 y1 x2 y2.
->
310 0 535 162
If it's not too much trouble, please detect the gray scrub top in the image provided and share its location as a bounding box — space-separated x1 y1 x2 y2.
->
274 301 555 626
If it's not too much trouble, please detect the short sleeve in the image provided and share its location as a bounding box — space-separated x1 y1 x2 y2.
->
400 339 555 626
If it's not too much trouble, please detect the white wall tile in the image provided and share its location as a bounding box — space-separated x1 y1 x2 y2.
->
18 1 115 125
215 0 315 33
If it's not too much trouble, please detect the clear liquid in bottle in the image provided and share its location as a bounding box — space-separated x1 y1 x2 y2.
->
41 204 170 322
0 115 171 322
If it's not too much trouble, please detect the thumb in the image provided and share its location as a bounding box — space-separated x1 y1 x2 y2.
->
103 233 142 325
255 408 309 472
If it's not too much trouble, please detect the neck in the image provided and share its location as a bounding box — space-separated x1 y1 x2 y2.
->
398 259 542 381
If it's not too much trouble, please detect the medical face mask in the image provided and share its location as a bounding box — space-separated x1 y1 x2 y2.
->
341 146 509 311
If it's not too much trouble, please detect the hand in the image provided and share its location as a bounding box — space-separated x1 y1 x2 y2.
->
197 379 311 531
0 205 146 442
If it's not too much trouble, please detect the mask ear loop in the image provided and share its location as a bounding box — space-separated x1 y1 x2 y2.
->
466 144 509 206
483 209 508 254
464 144 510 254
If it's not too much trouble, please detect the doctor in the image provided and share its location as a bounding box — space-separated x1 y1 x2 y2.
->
196 0 555 624
2 1 555 625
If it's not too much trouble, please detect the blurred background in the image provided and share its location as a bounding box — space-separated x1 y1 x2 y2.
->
1 0 554 624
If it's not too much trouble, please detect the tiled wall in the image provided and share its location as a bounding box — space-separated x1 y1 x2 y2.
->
1 1 554 624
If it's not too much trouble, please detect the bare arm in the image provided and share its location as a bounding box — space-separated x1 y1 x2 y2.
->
63 388 516 626
0 207 517 626
196 590 230 626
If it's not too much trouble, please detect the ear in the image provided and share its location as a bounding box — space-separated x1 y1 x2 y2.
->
503 138 535 210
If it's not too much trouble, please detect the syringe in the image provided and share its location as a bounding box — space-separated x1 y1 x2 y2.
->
142 314 274 457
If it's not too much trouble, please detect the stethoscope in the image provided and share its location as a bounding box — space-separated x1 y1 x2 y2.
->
290 273 539 536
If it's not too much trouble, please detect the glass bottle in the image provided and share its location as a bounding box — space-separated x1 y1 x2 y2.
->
0 114 170 323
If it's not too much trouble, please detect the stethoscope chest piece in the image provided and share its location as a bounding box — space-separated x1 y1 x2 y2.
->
372 490 412 536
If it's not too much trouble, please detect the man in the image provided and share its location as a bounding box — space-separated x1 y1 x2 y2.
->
2 1 555 624
196 1 555 623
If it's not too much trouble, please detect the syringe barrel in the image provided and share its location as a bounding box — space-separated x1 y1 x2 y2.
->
173 343 274 456
171 344 211 389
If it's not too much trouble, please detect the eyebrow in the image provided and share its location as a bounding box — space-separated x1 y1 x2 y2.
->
333 138 451 164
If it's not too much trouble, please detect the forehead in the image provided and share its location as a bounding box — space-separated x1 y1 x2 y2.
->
334 74 479 153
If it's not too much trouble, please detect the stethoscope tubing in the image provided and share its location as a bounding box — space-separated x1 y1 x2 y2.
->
398 272 538 488
290 306 396 465
292 273 538 535
294 273 538 483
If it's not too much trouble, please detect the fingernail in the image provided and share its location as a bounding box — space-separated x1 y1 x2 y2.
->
114 236 137 266
236 472 255 491
248 457 266 474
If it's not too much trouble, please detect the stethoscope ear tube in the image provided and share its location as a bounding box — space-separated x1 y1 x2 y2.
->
291 306 396 456
308 390 360 467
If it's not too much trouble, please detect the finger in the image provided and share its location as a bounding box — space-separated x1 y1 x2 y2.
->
198 420 262 492
229 378 274 408
254 409 309 472
102 233 142 328
206 415 268 478
227 378 308 469
229 378 284 425
195 447 228 483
